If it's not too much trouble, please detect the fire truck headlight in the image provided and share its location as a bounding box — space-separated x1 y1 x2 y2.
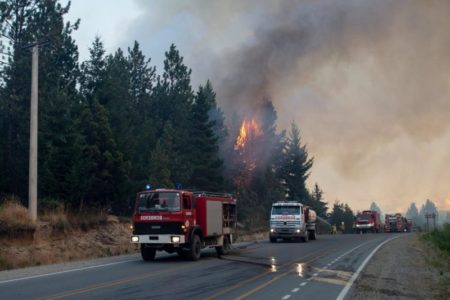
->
171 236 180 243
270 228 275 233
296 229 301 233
131 236 139 243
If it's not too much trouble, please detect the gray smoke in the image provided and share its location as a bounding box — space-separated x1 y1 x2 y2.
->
125 0 450 212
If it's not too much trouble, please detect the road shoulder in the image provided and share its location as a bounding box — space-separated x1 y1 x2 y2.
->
351 234 443 299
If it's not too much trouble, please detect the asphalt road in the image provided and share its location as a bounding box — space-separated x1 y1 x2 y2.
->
0 233 403 300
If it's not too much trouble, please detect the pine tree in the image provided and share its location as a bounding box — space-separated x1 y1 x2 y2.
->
282 122 314 202
188 82 223 191
406 202 420 227
126 41 157 190
329 201 355 233
76 38 129 213
0 0 80 203
203 80 227 144
148 140 172 188
74 98 127 212
80 36 105 100
153 44 194 184
310 183 328 217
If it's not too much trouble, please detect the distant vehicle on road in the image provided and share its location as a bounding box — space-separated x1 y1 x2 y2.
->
269 201 317 242
385 213 408 232
131 188 237 261
355 210 383 233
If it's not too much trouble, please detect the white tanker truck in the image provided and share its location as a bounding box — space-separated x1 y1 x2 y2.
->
269 201 317 242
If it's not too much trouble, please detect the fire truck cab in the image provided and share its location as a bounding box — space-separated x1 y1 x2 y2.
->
131 188 237 261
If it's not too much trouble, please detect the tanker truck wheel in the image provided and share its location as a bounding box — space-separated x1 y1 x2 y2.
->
301 233 309 243
188 235 201 261
141 245 156 261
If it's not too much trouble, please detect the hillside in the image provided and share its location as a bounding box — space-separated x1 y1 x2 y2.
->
0 217 135 270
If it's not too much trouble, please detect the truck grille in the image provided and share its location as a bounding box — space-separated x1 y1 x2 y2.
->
133 222 184 235
271 221 300 227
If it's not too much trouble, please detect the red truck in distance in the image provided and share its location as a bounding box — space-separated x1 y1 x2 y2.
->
131 188 237 261
355 210 382 233
385 213 408 232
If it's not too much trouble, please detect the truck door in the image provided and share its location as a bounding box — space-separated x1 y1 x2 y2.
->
182 193 195 226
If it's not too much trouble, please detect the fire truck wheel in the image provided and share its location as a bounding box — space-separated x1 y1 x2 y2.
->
141 245 156 261
188 235 201 261
216 235 231 256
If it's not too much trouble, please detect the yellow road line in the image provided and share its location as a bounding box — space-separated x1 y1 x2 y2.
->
233 248 338 300
205 248 336 300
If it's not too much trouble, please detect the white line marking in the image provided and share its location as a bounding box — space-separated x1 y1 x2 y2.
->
336 236 401 300
291 288 300 293
327 263 332 266
300 282 307 286
313 273 319 277
323 266 328 269
0 259 137 284
282 295 291 299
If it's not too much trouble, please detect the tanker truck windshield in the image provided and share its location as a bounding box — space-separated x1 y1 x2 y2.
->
272 206 300 215
137 192 181 212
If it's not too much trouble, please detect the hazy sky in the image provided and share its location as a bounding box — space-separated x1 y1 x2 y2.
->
66 0 450 214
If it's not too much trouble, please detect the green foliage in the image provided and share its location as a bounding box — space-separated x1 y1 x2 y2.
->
422 223 450 253
148 140 173 188
329 201 355 233
0 2 342 224
188 82 224 191
310 183 328 217
281 122 314 202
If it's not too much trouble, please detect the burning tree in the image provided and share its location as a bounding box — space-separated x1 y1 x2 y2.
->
227 100 286 227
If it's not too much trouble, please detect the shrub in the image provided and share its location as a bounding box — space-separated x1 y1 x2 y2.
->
41 208 72 232
0 199 36 235
422 223 450 253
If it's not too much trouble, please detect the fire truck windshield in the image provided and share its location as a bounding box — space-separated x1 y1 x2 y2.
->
357 214 372 220
137 192 181 212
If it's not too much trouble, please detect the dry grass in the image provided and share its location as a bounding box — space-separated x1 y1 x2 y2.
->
0 198 36 236
40 207 110 233
0 214 136 271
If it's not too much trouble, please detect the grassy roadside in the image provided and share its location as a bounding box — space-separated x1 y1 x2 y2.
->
0 200 136 270
420 224 450 298
0 199 268 271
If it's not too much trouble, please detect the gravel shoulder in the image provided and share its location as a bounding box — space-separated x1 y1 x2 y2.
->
351 233 446 299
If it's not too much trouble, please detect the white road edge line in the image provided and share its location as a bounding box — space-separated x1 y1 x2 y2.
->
300 282 307 286
291 288 300 293
336 235 401 300
282 295 291 299
0 259 137 284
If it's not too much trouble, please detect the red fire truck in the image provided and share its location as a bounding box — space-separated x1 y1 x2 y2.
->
355 210 382 233
131 188 237 261
385 213 407 232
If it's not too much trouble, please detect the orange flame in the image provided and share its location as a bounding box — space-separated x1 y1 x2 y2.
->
234 118 263 151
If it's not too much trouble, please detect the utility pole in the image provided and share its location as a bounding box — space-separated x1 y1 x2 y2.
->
28 42 38 221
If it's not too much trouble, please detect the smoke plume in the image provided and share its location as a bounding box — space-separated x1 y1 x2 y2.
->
126 0 450 212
